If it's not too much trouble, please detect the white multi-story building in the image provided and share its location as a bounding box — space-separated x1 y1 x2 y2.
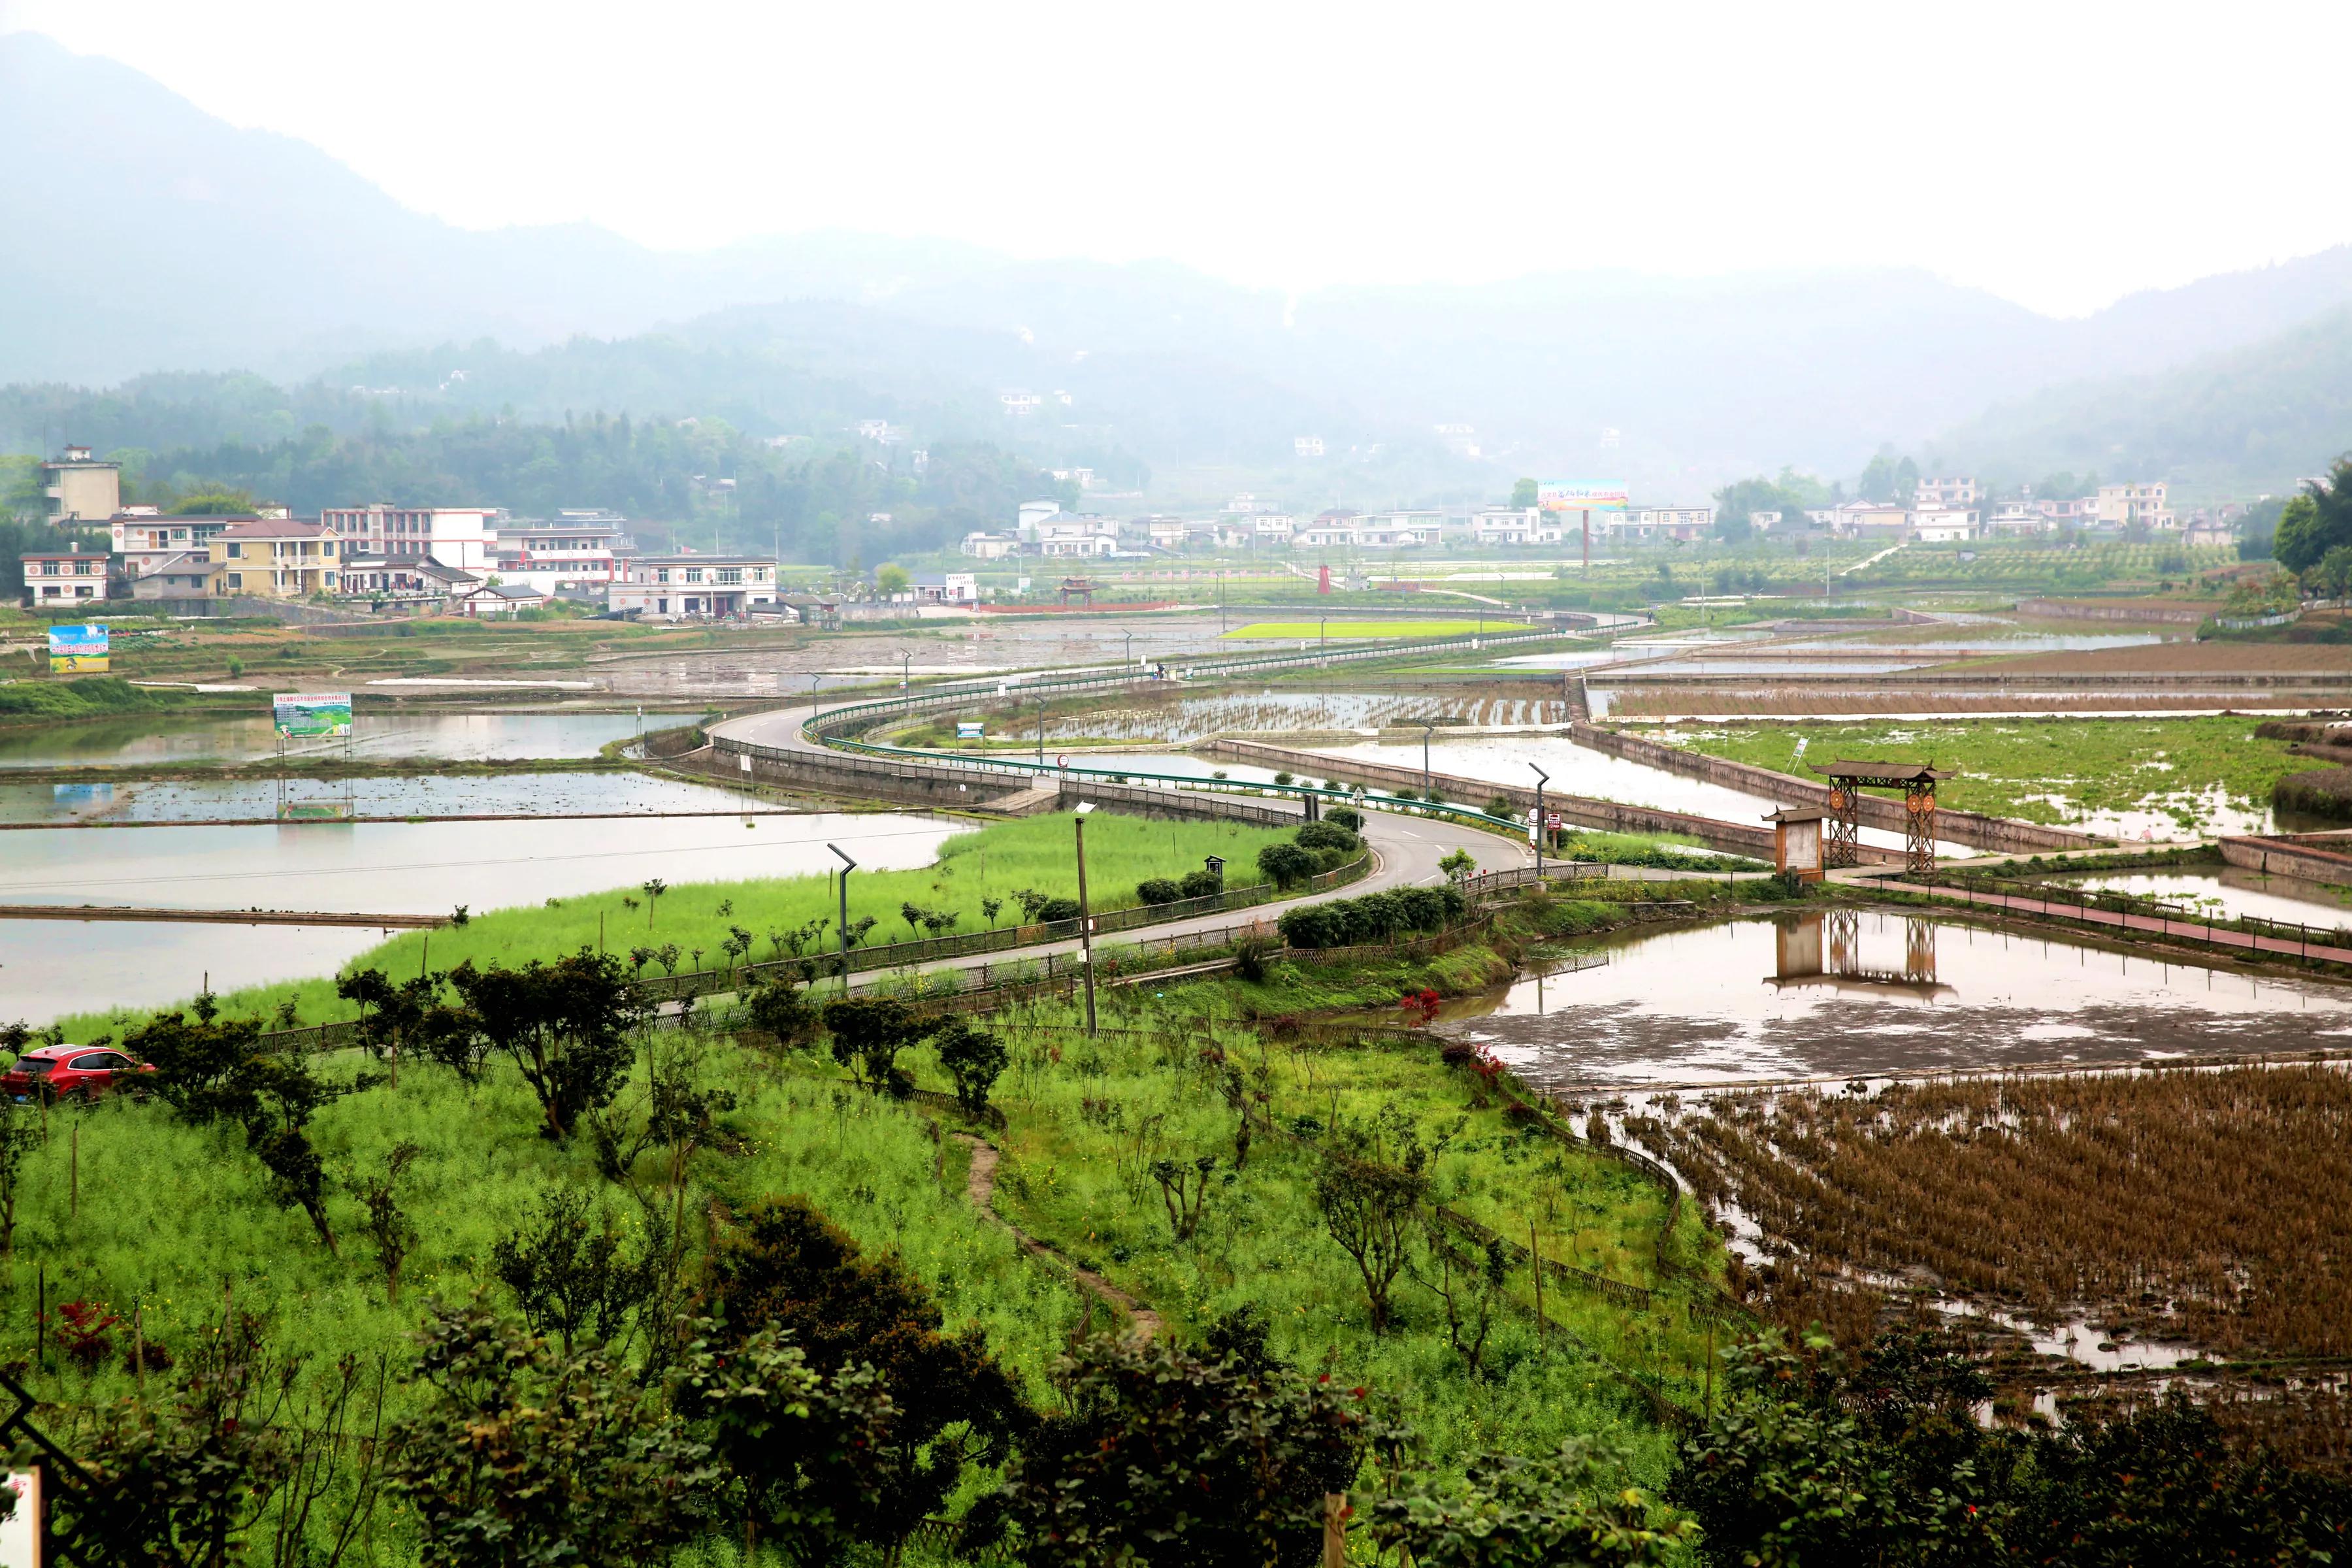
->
323 504 495 572
1034 517 1119 557
1294 436 1325 458
2097 482 2174 531
608 555 781 618
960 532 1019 560
1912 476 1980 508
492 513 629 593
113 513 245 578
1251 514 1298 545
1016 500 1063 541
1469 507 1561 547
1611 506 1716 542
1984 504 2050 536
1909 506 1980 542
40 446 120 525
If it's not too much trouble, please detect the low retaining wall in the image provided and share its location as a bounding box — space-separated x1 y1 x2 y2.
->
1199 736 1826 862
2222 832 2352 883
1572 724 2102 855
2016 597 2210 625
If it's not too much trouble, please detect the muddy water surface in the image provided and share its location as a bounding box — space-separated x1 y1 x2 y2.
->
0 711 698 770
1445 911 2352 1090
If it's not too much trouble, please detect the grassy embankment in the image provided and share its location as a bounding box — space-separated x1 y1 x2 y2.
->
3 907 1719 1520
46 813 1294 1042
1662 715 2302 834
1220 620 1530 640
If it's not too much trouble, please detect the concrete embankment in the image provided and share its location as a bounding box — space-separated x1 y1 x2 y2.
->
1194 736 1891 864
1569 723 2103 856
2220 833 2352 886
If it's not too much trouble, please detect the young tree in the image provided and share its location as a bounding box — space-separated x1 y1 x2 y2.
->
1367 1440 1695 1567
988 1333 1379 1568
821 996 929 1096
672 1318 896 1565
701 1196 1029 1550
387 1303 711 1568
355 1141 423 1303
743 975 820 1050
641 878 668 929
1314 1151 1426 1333
446 951 649 1141
0 1100 41 1256
931 1018 1007 1114
1257 842 1317 890
491 1188 661 1356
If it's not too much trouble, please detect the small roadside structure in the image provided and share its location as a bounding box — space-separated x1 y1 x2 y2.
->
1763 806 1827 883
459 581 549 617
1812 760 1953 875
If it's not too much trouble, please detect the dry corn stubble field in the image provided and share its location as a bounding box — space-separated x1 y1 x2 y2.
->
1625 1065 2352 1362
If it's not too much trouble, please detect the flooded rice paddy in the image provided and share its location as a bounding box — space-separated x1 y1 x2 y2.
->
2051 868 2352 929
1443 911 2352 1091
0 710 700 769
1 919 390 1029
0 771 769 826
0 810 965 918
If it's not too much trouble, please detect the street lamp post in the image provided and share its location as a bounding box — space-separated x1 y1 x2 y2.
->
1529 763 1550 881
1035 692 1046 766
827 843 857 994
1318 615 1328 662
1122 629 1133 670
1073 803 1099 1034
900 652 911 693
1416 719 1436 796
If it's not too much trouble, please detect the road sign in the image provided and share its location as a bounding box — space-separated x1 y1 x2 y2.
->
1537 482 1629 513
272 692 353 738
46 623 108 672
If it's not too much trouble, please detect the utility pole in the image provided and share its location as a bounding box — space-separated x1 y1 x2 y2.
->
828 843 857 993
1529 762 1550 880
1416 718 1435 796
1073 803 1099 1034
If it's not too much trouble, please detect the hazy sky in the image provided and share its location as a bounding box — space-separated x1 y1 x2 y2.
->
7 0 2347 317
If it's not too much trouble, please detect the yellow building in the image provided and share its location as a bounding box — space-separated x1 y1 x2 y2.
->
208 518 342 598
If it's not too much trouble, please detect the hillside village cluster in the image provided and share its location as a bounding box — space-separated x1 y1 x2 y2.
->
20 441 2213 619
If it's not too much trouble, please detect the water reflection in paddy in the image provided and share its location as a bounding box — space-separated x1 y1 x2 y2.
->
1445 911 2352 1090
0 711 700 769
0 811 968 917
0 771 766 825
2051 868 2352 930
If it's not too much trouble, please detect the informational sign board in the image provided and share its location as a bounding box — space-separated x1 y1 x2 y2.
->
0 1469 39 1567
1537 482 1629 514
955 722 986 739
47 622 108 672
272 692 353 738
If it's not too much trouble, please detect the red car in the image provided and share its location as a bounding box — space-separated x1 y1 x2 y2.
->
2 1045 156 1102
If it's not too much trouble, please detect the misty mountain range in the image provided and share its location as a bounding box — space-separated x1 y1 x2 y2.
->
5 28 2350 505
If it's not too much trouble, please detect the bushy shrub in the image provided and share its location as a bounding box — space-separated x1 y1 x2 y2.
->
1179 868 1223 899
1034 896 1083 923
1295 821 1361 855
1134 879 1183 906
1276 887 1465 949
1325 806 1363 832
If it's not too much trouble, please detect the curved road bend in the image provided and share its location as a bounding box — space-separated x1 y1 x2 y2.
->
706 702 1534 978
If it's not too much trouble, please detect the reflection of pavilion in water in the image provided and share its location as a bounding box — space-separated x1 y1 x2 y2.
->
1769 911 1953 1001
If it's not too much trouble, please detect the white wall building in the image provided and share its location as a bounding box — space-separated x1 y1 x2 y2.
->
492 515 627 593
608 555 781 618
1469 507 1561 546
1913 476 1980 507
323 504 495 572
1909 507 1980 542
960 532 1019 559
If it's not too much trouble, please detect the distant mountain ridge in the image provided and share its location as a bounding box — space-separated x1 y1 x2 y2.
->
8 29 2352 497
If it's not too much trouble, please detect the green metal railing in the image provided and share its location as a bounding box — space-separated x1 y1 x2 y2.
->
719 622 1622 836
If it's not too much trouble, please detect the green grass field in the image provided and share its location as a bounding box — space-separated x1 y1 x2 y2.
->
1663 716 2300 832
3 931 1705 1536
1220 620 1532 640
49 813 1292 1040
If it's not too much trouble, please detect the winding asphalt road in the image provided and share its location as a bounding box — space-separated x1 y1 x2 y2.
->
706 700 1535 977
